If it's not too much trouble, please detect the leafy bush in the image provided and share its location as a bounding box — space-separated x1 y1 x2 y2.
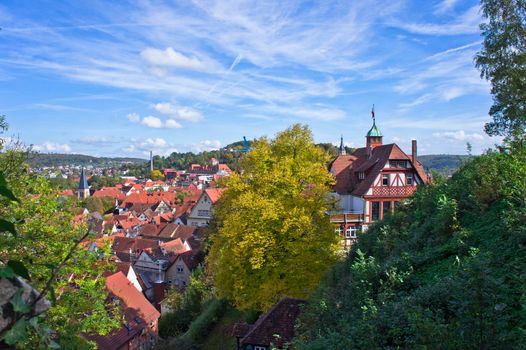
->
294 147 526 349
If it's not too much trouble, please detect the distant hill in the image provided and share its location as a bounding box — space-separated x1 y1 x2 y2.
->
417 154 469 174
28 153 147 168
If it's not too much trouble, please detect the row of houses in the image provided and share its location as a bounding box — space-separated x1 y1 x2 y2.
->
71 168 229 348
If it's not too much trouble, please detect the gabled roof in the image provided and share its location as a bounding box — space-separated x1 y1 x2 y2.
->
204 188 225 204
240 298 305 348
330 143 428 196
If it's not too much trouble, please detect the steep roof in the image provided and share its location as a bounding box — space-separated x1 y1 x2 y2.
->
329 154 357 194
78 168 89 190
330 143 428 197
241 298 305 348
204 188 225 204
87 272 160 350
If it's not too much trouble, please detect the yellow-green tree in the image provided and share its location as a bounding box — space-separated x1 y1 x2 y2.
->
208 124 339 311
150 169 165 181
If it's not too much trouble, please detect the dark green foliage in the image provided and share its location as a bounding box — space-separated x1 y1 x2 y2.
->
476 0 526 140
186 299 227 342
159 267 208 338
295 147 526 349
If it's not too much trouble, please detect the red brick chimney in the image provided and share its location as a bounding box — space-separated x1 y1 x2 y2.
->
411 139 417 165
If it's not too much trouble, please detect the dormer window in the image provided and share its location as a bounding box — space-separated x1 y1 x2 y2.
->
358 172 365 180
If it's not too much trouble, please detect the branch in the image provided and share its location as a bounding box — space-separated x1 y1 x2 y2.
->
0 228 91 338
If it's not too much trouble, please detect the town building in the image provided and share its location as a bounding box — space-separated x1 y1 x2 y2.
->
186 188 224 227
329 112 429 248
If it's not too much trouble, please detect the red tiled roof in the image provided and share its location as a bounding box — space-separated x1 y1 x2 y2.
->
241 298 305 348
111 237 158 253
205 188 225 204
106 272 160 323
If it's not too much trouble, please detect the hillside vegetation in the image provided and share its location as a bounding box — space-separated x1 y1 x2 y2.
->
294 146 526 349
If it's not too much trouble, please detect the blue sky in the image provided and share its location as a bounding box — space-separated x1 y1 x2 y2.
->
0 0 500 158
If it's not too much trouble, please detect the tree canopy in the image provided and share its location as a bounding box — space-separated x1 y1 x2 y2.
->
476 0 526 140
207 124 339 311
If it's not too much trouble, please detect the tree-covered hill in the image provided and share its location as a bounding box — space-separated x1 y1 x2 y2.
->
418 154 469 174
294 147 526 349
28 153 146 167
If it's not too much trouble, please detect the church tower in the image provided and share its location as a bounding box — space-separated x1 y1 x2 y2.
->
77 168 90 199
339 135 346 155
366 105 383 150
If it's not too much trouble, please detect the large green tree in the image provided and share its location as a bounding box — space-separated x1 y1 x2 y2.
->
208 124 339 311
476 0 526 140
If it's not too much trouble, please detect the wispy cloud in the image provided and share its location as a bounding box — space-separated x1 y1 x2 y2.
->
433 130 484 141
393 5 481 35
34 142 72 153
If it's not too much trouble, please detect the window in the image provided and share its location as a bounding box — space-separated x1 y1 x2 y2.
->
406 174 413 185
383 201 391 217
334 226 343 236
198 209 210 217
382 174 389 186
346 226 359 238
358 172 365 180
177 265 184 273
371 202 380 221
389 160 397 168
398 160 407 168
254 347 267 350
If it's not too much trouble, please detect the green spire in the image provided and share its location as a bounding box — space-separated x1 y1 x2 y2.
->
366 120 382 137
366 105 382 137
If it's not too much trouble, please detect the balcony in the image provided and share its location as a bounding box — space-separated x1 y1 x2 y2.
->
327 210 364 223
371 186 416 197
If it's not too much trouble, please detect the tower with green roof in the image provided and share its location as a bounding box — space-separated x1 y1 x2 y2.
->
366 105 383 150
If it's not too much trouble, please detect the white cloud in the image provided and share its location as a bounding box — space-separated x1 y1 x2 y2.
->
125 137 178 156
142 137 167 148
127 113 140 123
394 5 482 35
34 142 72 153
433 130 484 141
151 103 203 122
434 0 460 15
192 139 222 153
141 116 163 128
75 136 114 144
165 119 183 129
141 47 207 70
127 113 184 129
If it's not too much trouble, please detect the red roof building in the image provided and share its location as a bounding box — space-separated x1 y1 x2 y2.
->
329 115 429 249
234 298 305 350
86 271 160 350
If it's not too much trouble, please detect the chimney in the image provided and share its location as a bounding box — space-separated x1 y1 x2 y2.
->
411 139 417 164
150 151 154 172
